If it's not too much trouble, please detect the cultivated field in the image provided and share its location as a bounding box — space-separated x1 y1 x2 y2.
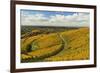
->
21 26 89 62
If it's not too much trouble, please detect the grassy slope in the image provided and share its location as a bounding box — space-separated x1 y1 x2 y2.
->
21 27 89 62
21 33 64 62
45 28 89 61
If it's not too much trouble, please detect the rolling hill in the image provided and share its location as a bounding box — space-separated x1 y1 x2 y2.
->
21 27 89 62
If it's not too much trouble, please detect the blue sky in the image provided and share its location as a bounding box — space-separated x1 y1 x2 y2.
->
20 9 90 27
21 9 77 18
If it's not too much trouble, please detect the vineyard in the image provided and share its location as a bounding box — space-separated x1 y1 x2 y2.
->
21 27 89 62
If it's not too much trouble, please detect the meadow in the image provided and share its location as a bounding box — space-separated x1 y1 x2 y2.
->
21 26 89 62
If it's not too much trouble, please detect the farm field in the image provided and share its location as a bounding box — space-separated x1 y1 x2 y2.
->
21 26 89 63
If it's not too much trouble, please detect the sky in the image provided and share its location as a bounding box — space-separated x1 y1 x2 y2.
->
20 9 90 27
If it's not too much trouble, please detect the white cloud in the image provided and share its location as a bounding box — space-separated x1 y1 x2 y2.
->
21 12 89 27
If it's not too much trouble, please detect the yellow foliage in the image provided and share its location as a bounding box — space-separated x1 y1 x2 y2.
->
45 28 89 61
28 44 63 58
21 54 32 60
33 33 63 49
21 34 44 52
21 27 90 62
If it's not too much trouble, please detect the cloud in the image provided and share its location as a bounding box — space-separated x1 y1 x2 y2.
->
21 13 48 25
21 12 89 27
